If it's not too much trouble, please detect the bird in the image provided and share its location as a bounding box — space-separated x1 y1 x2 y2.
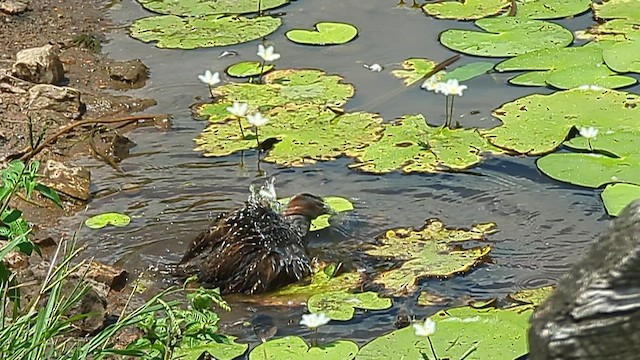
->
176 178 331 295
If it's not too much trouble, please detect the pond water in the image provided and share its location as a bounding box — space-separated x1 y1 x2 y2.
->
58 0 619 350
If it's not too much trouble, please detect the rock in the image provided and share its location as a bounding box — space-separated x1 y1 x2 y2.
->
28 84 82 117
39 160 91 201
529 200 640 359
80 261 129 292
107 59 148 87
12 45 65 85
0 0 28 15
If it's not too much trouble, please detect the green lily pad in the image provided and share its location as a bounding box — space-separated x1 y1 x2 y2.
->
136 0 289 16
129 15 282 49
575 20 640 41
515 0 591 19
440 18 573 57
85 212 131 229
602 183 640 217
603 37 640 73
307 291 392 321
285 22 358 45
506 285 555 311
175 336 248 360
391 58 438 86
441 61 494 82
496 46 637 89
423 0 510 20
365 219 496 295
593 0 640 21
485 88 640 155
226 61 274 78
356 306 531 360
250 337 358 360
278 196 354 231
350 115 504 174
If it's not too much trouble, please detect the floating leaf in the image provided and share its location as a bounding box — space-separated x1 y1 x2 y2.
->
85 212 131 229
226 61 274 78
175 336 248 360
250 337 358 360
575 20 640 41
356 306 530 360
602 183 640 217
130 15 282 49
496 46 637 89
593 0 640 21
308 291 392 321
485 88 640 154
365 219 496 295
506 285 555 311
441 61 494 82
350 115 504 174
515 0 591 19
137 0 289 16
423 0 510 20
279 196 354 231
440 18 573 57
391 58 438 86
603 37 640 73
416 291 450 306
285 22 358 45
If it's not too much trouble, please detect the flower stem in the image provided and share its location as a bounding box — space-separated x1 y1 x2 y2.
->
444 96 450 128
258 0 263 16
588 139 593 151
237 117 245 138
207 85 214 98
427 336 438 360
258 60 266 84
448 95 455 129
313 328 318 347
255 128 261 148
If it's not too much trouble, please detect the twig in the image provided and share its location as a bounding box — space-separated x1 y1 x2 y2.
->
508 0 517 16
88 126 124 173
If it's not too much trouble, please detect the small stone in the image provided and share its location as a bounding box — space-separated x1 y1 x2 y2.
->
12 45 65 85
28 84 82 116
107 59 148 86
39 160 91 201
0 0 28 15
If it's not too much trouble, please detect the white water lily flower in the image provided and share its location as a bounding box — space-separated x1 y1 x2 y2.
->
300 312 331 329
579 126 599 139
257 44 281 62
226 101 248 117
413 318 436 337
442 78 467 96
247 112 269 127
435 81 448 95
198 70 220 86
364 63 383 72
421 75 440 91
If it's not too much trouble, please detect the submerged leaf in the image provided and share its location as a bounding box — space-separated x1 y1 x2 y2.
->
391 58 438 86
441 62 494 82
307 291 392 321
506 285 555 311
286 22 358 45
85 213 131 229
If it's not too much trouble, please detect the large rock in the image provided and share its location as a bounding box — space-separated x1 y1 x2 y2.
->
529 200 640 359
39 160 91 201
12 45 65 85
28 84 82 117
0 0 28 15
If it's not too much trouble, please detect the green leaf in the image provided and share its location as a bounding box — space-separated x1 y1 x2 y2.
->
365 219 496 295
350 115 504 174
391 58 438 86
307 291 392 321
515 0 591 19
278 196 354 231
423 0 510 20
593 0 640 21
35 183 63 208
137 0 289 16
174 336 248 360
356 306 531 360
130 15 282 49
250 337 358 360
440 18 573 57
485 88 640 154
603 37 640 73
226 61 274 78
285 22 358 45
506 285 555 311
602 183 640 217
85 212 131 229
1 209 22 224
441 62 494 82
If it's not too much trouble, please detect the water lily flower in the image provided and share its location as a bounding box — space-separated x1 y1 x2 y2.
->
364 63 383 72
247 112 269 127
227 101 249 118
300 312 331 329
198 70 220 86
257 44 281 62
413 318 436 337
442 78 467 97
421 75 440 91
579 126 599 140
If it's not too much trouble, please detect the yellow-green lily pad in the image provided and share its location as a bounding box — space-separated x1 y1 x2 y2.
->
391 58 438 86
515 0 591 19
308 291 392 321
506 285 555 311
85 212 131 229
285 22 358 45
175 336 248 360
423 0 510 20
250 337 358 360
602 183 640 217
593 0 640 21
365 219 496 295
136 0 290 16
226 61 274 78
279 196 354 231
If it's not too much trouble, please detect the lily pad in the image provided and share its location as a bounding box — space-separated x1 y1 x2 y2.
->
575 20 640 41
515 0 591 19
350 115 504 174
593 0 640 21
129 15 282 49
356 306 531 360
250 337 358 360
506 285 555 311
391 58 438 86
440 61 495 82
85 212 131 229
307 291 392 321
602 183 640 217
496 46 637 89
175 336 248 360
440 18 573 57
285 22 358 45
603 37 640 73
485 88 640 154
365 219 496 295
136 0 289 16
278 196 354 231
423 0 510 20
226 61 274 78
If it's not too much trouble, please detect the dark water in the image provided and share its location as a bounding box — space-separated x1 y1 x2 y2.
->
57 0 621 350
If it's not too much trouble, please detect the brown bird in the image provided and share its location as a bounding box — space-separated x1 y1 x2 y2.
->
176 181 330 295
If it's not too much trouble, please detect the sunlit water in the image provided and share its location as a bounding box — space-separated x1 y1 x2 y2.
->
55 0 627 349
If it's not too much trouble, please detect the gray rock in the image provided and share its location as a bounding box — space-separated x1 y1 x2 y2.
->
0 0 28 15
28 84 82 117
39 160 91 201
107 59 148 86
12 45 65 85
529 200 640 359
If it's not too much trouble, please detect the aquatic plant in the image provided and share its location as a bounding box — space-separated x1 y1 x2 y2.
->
413 318 438 360
422 78 467 128
300 312 331 346
247 112 270 148
579 126 599 151
257 44 281 83
198 70 221 98
226 101 249 138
